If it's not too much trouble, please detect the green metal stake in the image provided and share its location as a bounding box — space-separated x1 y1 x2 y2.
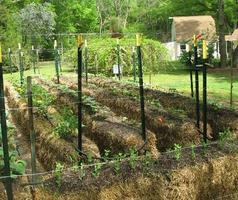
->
36 49 40 74
32 46 36 74
27 76 37 184
0 45 14 200
194 42 200 129
188 47 194 98
54 40 60 84
58 49 62 73
132 46 137 82
84 40 88 84
8 48 12 75
77 35 83 153
117 39 121 80
136 34 146 141
19 49 24 85
202 40 208 143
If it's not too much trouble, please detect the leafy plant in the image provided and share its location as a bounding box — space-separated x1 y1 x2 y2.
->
113 152 125 174
53 122 71 139
92 162 103 177
54 162 64 188
142 151 152 172
191 144 196 159
129 148 138 170
219 129 232 148
87 152 94 164
102 149 111 162
173 144 182 160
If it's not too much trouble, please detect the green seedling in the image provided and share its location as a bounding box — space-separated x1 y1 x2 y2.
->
102 149 111 162
92 162 103 177
87 152 93 164
173 144 182 160
113 152 126 174
129 148 138 170
54 162 64 188
191 144 196 159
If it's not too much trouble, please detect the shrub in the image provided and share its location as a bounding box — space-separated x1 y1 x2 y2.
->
64 37 169 76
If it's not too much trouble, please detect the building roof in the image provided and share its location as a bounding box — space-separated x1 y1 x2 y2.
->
172 16 217 42
226 29 238 41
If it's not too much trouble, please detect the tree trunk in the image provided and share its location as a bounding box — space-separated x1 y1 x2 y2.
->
218 0 227 67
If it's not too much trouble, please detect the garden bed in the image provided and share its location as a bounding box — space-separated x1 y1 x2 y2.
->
87 76 238 139
4 82 80 170
58 76 202 151
35 77 158 157
38 141 238 200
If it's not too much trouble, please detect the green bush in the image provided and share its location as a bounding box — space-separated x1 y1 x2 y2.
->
64 37 169 76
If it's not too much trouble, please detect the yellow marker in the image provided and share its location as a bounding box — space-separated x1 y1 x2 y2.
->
54 40 57 49
203 40 208 59
132 46 135 53
193 35 197 47
77 35 84 47
0 43 2 63
136 33 141 46
84 39 87 48
18 43 21 50
32 45 34 50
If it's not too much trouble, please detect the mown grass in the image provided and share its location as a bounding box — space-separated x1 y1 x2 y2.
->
4 62 238 109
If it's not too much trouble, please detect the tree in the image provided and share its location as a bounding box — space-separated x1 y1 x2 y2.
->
17 2 56 46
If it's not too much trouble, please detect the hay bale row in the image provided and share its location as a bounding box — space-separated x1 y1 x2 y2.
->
35 77 159 157
87 76 238 139
5 82 79 170
59 76 202 151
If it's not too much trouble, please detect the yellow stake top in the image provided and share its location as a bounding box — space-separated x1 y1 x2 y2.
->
193 35 198 47
77 35 84 47
54 40 57 49
203 40 208 59
84 39 87 48
136 33 141 46
0 43 2 63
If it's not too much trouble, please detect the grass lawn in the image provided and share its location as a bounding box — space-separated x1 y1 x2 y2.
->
126 69 238 109
4 62 238 109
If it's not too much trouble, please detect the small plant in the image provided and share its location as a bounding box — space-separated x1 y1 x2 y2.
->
142 151 152 172
202 141 208 155
79 163 86 180
113 152 125 174
53 122 71 139
87 152 93 164
173 144 182 160
102 149 111 162
219 129 232 148
191 144 196 159
129 148 138 170
54 162 64 188
92 162 103 177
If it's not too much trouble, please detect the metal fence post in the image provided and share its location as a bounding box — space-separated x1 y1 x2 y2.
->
0 43 13 200
136 34 146 141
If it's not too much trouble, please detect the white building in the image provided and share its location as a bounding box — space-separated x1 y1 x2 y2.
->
164 16 218 60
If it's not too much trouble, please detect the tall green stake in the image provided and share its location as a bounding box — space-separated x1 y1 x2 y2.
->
27 76 37 183
32 46 36 74
193 36 200 129
132 46 137 82
18 43 24 85
77 35 83 153
188 46 194 97
117 39 121 80
54 40 60 84
202 40 208 143
0 43 13 200
136 34 146 141
84 40 88 84
8 48 12 75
